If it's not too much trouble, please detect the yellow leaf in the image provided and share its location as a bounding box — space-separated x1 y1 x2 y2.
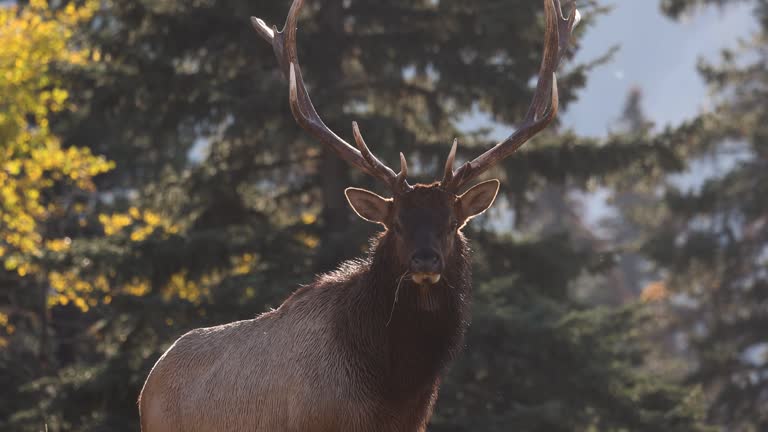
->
143 210 161 226
300 212 317 225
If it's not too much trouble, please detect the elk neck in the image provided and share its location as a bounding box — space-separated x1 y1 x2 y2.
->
335 230 473 398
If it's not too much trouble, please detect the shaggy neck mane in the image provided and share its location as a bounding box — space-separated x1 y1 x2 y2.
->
331 230 473 400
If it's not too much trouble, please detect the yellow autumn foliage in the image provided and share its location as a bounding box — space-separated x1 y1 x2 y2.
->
43 252 259 312
1 0 108 265
0 0 109 321
98 208 180 240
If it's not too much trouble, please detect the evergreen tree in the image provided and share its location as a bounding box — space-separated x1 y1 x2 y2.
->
600 87 659 301
638 0 768 429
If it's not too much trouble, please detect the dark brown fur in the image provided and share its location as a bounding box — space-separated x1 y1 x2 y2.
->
139 185 474 432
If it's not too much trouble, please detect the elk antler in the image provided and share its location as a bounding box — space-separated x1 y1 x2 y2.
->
251 0 412 194
442 0 580 193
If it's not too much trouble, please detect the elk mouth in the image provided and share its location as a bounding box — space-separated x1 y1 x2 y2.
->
411 272 441 285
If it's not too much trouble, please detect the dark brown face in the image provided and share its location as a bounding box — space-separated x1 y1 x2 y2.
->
391 187 457 278
345 180 500 284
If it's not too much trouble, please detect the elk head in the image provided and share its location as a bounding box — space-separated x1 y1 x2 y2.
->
344 161 499 285
252 0 580 285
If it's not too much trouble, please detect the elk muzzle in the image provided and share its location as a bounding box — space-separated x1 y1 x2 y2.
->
410 249 443 285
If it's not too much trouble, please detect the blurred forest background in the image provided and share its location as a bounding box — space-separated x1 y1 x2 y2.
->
1 0 767 430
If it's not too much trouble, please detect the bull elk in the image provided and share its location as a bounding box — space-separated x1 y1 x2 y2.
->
139 0 579 430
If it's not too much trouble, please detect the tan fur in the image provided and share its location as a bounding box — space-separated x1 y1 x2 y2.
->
139 276 437 432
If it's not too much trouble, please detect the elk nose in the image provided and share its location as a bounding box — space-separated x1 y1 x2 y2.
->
410 249 442 274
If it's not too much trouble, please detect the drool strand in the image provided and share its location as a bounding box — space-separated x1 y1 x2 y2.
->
386 271 410 327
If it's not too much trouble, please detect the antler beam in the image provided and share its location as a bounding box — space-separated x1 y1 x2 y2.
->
251 0 412 194
442 0 580 192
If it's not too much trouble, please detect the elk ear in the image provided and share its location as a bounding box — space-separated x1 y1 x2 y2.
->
345 188 392 225
458 179 500 222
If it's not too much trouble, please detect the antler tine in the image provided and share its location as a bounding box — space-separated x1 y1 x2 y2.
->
442 138 458 185
352 122 411 193
443 0 579 193
396 152 412 193
250 17 275 43
251 0 404 194
556 0 581 56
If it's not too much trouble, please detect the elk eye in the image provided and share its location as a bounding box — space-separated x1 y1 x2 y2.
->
392 222 403 234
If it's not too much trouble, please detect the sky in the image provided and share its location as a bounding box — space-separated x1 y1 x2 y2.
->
563 1 756 136
557 1 757 229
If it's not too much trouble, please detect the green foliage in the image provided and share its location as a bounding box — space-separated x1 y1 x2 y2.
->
635 1 768 430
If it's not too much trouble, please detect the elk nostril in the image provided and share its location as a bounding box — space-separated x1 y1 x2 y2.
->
410 250 441 271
